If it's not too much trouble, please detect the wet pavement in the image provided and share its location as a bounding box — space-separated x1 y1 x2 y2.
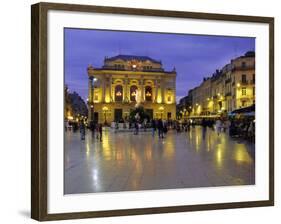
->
64 126 255 194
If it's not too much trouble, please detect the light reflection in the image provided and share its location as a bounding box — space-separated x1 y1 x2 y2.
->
145 146 152 160
206 136 210 152
163 136 175 158
234 144 253 164
92 168 101 190
86 141 90 158
195 135 199 151
102 133 112 160
215 144 224 168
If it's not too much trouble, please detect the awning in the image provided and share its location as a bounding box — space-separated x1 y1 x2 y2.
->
230 104 255 116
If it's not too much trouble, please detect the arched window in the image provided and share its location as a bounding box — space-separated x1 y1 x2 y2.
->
145 86 152 101
115 85 123 102
130 85 138 101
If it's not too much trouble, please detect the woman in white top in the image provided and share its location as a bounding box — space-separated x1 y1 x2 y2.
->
215 119 222 136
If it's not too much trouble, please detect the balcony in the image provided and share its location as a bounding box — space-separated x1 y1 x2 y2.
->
225 78 231 84
225 92 232 97
239 80 255 85
232 64 255 71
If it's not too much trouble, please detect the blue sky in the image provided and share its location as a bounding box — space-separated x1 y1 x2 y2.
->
64 28 255 102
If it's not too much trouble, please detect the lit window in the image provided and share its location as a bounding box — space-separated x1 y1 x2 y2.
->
130 85 138 101
115 85 123 102
242 87 246 96
145 86 152 101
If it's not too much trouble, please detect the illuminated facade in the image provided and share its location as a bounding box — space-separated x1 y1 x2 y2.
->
183 51 255 116
87 55 176 123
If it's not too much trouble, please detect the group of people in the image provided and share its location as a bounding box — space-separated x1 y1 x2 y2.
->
77 121 103 141
89 121 103 142
67 115 255 143
151 119 168 138
130 118 169 139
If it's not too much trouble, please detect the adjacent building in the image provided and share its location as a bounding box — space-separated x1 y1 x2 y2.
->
178 51 255 116
87 55 177 123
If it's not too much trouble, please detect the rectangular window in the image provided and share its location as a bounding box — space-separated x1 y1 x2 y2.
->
242 87 246 96
242 74 247 84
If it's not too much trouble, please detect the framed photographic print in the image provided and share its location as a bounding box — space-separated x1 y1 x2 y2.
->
31 2 274 221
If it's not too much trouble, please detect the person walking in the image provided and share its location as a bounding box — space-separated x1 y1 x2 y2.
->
157 119 164 139
79 120 86 140
98 123 103 142
202 118 207 140
163 120 168 137
151 119 156 137
215 118 222 136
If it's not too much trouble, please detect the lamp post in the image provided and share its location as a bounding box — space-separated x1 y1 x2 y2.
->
88 77 97 123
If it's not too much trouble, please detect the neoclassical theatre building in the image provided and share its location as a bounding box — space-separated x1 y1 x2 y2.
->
87 55 177 124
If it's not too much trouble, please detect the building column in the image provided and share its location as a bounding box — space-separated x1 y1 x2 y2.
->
161 79 165 104
102 77 106 102
109 75 112 102
124 76 128 102
154 79 158 103
88 76 93 121
140 77 144 102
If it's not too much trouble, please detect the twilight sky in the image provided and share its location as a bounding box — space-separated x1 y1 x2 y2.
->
64 28 255 102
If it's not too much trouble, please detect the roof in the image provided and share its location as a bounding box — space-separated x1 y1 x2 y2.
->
104 54 162 64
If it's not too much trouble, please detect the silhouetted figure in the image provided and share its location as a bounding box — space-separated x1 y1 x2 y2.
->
157 119 164 139
134 122 139 135
151 119 156 137
98 123 103 142
202 118 207 140
215 119 222 136
79 121 86 140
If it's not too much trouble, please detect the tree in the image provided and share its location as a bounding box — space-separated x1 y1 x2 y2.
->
129 106 150 123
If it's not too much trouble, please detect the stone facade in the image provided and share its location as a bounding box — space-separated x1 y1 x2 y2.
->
179 51 255 116
87 55 176 123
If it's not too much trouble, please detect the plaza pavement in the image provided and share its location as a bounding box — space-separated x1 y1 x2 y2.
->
64 126 255 194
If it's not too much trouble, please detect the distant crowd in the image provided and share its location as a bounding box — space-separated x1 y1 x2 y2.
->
65 116 255 142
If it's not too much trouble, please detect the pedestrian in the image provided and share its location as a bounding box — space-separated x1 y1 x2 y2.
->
98 123 103 142
143 118 147 132
163 120 168 136
157 119 164 139
79 120 86 140
215 119 222 136
176 121 181 133
151 119 156 137
96 123 100 140
134 121 139 135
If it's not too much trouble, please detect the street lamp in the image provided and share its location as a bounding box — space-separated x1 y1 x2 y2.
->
89 77 98 123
